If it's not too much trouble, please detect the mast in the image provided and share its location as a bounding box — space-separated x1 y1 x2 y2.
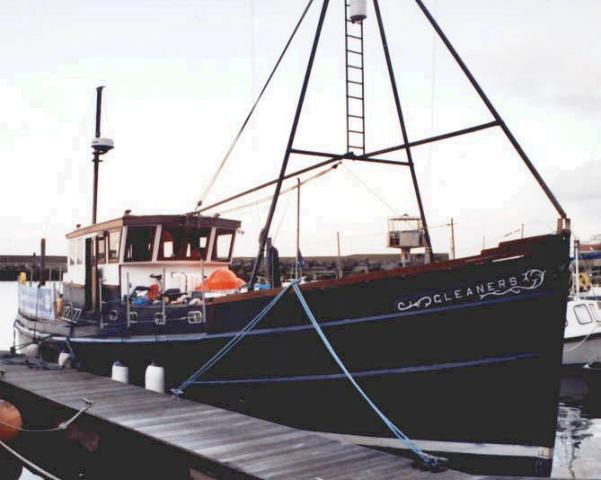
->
90 86 114 225
450 218 455 261
296 178 301 280
91 86 103 225
248 0 331 291
574 239 580 294
336 231 343 279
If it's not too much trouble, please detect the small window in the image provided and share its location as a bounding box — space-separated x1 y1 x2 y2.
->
162 235 174 258
213 229 234 262
108 230 121 262
588 304 600 323
125 226 156 262
69 240 76 266
76 238 83 265
574 304 593 325
158 226 211 261
96 236 106 263
199 234 208 253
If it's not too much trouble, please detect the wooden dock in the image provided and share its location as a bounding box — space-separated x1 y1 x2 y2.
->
0 354 484 479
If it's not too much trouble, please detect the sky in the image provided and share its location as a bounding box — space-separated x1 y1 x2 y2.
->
1 0 600 259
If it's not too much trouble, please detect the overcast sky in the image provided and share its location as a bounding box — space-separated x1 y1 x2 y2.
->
1 0 600 259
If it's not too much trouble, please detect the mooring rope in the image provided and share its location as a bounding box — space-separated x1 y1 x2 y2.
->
0 398 93 434
564 319 598 354
172 284 294 395
0 440 62 480
33 287 40 343
174 281 446 470
10 333 53 352
290 283 445 470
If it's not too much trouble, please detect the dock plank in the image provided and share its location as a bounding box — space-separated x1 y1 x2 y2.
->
0 356 474 479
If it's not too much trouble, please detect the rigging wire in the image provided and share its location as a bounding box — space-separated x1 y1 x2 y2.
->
196 0 315 208
216 162 341 216
272 192 292 242
426 0 439 203
341 164 396 214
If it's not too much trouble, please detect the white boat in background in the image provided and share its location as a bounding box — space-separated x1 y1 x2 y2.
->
581 286 601 299
563 297 601 365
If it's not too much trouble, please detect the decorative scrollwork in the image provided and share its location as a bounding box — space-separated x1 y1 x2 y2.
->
397 296 432 312
479 269 545 299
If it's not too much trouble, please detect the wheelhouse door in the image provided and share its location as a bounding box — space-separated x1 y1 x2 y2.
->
84 238 97 311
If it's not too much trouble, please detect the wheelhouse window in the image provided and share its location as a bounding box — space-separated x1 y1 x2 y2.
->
76 238 83 265
96 235 106 263
69 237 84 265
124 226 156 262
108 230 121 263
213 229 235 262
574 304 593 325
69 240 76 266
158 225 210 261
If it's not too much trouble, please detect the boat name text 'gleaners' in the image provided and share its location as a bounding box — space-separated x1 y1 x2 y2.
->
397 269 546 312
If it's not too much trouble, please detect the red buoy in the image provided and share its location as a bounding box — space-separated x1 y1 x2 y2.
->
0 400 22 441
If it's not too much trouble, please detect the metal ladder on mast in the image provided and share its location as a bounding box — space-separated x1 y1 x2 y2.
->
345 1 366 155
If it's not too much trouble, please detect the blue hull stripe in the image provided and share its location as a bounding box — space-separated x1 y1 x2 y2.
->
190 353 538 386
33 290 549 345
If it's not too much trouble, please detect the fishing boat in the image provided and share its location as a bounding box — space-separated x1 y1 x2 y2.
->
14 0 571 476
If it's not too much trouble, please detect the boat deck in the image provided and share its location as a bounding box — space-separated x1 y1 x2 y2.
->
0 353 479 479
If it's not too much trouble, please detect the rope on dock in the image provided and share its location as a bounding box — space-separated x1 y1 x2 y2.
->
0 440 62 480
0 398 93 434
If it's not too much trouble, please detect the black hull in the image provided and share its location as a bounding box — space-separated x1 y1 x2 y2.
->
17 233 571 476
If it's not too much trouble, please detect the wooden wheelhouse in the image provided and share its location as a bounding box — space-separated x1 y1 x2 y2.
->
62 214 241 311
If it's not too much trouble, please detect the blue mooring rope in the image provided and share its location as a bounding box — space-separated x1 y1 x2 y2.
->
290 283 445 470
172 283 294 395
173 281 447 471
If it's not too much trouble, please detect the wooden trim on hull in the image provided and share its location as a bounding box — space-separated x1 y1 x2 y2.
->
210 233 570 306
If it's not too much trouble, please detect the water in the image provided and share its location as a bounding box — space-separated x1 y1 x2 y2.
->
0 282 41 479
555 378 601 478
1 282 601 479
